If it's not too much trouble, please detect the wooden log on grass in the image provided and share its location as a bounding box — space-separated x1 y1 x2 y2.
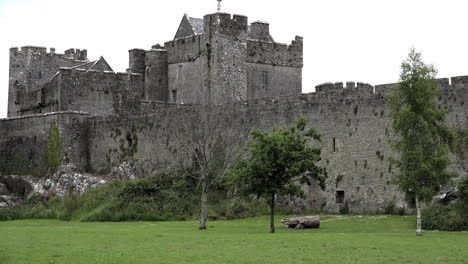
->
280 216 320 229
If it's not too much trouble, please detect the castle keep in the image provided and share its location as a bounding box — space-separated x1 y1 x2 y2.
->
1 12 467 213
8 13 302 117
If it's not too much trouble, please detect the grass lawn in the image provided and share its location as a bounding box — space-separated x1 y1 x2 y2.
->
0 215 467 264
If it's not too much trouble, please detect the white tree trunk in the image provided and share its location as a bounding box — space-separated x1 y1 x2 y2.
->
415 197 422 236
199 180 208 230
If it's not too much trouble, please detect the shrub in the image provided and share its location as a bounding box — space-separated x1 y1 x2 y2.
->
422 203 467 231
1 168 277 222
339 201 349 214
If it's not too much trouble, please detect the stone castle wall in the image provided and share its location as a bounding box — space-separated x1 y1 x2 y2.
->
58 69 144 116
0 77 466 212
8 47 88 117
0 112 89 177
13 68 145 117
2 12 466 213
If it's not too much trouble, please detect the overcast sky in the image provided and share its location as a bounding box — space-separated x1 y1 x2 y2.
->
1 0 467 118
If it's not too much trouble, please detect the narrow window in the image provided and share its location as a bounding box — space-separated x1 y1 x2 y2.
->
177 65 183 82
333 137 337 152
261 71 269 89
336 190 345 204
172 89 177 103
38 71 42 79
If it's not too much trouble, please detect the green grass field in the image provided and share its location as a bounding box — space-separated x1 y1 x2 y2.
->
0 215 467 264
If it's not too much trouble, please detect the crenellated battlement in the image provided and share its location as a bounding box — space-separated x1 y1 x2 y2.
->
203 13 248 38
375 75 468 95
243 75 468 112
316 81 374 93
10 46 88 61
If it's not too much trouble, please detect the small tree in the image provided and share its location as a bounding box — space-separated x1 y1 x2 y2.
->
230 117 327 233
387 48 455 236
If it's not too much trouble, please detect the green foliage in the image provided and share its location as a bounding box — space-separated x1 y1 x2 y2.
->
45 121 62 171
0 168 273 222
335 174 343 188
339 201 349 215
421 203 467 231
383 201 406 215
458 175 468 210
231 117 327 199
422 175 468 231
453 127 468 164
386 48 456 202
230 117 327 232
0 196 63 221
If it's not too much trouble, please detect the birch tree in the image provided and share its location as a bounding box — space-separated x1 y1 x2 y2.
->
387 48 455 236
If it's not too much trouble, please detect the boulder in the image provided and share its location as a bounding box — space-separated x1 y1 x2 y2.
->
0 175 33 197
0 182 9 195
281 216 320 229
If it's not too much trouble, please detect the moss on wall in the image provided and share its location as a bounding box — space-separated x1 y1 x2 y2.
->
45 120 62 171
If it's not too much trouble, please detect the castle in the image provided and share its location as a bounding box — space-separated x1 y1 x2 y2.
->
7 13 302 117
1 11 466 213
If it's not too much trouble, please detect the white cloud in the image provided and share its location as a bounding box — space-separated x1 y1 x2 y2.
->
1 0 467 118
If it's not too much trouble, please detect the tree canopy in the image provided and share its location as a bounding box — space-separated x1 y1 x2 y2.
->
387 48 455 235
230 117 327 233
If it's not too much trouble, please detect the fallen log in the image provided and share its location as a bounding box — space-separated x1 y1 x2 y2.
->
280 216 320 229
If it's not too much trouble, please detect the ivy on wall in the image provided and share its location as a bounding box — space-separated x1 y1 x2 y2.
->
45 120 62 171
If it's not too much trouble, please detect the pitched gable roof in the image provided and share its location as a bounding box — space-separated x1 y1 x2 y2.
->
188 17 204 35
174 14 204 40
71 57 113 72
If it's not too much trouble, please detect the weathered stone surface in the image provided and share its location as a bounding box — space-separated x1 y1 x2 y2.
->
0 175 33 197
107 160 139 180
0 183 9 195
0 10 467 214
281 216 320 229
43 163 108 196
0 195 19 207
0 163 107 207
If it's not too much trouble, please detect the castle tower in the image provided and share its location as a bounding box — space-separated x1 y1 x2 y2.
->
136 11 303 105
145 48 169 102
7 46 89 117
203 12 249 104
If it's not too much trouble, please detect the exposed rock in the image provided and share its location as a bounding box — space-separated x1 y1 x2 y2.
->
0 175 32 197
42 163 108 196
0 195 19 207
433 186 459 205
0 182 9 195
107 160 139 180
0 202 8 208
0 163 108 207
281 216 320 229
